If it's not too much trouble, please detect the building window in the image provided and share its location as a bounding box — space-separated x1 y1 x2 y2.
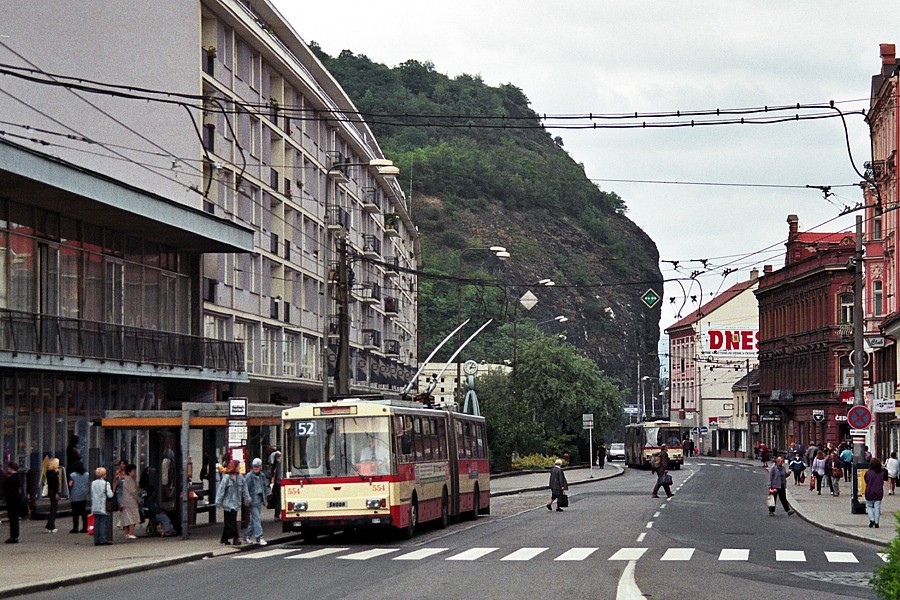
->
262 326 278 375
839 293 853 325
874 280 884 316
283 333 297 376
874 206 883 240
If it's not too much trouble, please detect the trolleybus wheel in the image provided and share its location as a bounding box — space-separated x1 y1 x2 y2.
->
467 485 481 521
438 489 449 529
400 495 418 539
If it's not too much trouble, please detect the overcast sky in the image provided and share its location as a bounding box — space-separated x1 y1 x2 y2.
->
274 1 896 339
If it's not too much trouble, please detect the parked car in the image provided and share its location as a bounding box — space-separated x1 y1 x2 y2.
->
608 443 625 461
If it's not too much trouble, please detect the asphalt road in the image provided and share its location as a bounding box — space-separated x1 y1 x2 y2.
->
25 458 886 600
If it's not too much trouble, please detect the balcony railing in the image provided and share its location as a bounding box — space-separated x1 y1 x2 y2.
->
0 309 244 372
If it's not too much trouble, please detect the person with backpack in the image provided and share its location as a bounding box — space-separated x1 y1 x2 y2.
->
651 444 674 498
2 462 26 543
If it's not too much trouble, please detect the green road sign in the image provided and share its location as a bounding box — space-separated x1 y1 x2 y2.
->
641 288 661 309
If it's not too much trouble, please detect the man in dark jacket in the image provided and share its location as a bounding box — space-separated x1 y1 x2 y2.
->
546 459 568 512
651 445 674 498
2 462 26 543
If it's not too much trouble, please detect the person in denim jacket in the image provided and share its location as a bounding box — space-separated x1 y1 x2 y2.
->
243 458 269 545
215 460 249 546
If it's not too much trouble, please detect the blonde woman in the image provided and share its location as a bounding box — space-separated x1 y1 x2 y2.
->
45 458 62 533
90 467 114 545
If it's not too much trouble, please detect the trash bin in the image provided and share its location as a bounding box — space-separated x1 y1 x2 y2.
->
187 491 198 526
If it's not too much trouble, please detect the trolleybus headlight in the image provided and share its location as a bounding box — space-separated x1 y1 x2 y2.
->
288 501 308 512
366 498 386 509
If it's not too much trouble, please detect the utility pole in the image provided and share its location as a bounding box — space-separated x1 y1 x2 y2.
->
851 215 866 513
335 233 352 395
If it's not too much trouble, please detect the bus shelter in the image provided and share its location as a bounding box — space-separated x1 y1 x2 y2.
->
100 402 282 539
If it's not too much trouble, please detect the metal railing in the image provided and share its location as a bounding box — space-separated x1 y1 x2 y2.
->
0 309 244 372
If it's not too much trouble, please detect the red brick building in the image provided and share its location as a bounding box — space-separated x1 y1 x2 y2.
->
756 215 859 452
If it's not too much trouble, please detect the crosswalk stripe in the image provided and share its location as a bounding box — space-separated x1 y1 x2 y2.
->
501 547 548 561
825 551 858 563
285 547 350 559
776 550 805 562
718 548 749 561
660 548 695 561
555 548 598 561
337 548 398 560
447 548 498 561
394 548 449 561
609 548 648 561
879 553 889 563
232 548 297 559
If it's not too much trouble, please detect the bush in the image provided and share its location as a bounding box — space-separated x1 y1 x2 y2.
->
512 454 565 470
872 512 900 598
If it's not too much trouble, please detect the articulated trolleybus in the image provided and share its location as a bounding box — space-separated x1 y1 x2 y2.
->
280 397 490 539
624 420 688 469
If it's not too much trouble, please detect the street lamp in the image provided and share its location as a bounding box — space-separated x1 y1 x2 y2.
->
455 246 509 403
322 157 400 402
536 315 568 326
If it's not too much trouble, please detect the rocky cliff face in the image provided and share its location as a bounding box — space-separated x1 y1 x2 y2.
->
313 48 661 392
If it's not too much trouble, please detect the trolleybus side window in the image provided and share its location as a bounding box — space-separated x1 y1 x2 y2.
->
475 423 486 458
435 419 446 460
413 417 424 461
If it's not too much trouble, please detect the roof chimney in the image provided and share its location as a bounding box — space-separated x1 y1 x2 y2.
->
763 264 773 274
787 214 799 236
750 268 759 280
881 43 896 66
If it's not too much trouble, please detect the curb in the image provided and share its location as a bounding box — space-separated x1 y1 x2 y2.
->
0 530 306 598
490 465 625 497
0 551 214 599
785 490 890 548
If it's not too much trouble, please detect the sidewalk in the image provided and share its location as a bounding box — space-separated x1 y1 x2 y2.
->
0 465 623 598
697 455 896 547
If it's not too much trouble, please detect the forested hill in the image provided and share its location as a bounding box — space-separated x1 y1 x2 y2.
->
312 46 662 390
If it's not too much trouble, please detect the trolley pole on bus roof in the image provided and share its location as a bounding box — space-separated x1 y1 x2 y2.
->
583 414 594 478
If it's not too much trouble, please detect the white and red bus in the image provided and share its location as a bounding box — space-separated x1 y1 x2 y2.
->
624 420 688 469
280 397 490 539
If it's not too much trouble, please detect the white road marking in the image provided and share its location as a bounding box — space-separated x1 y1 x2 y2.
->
285 547 350 559
394 548 449 561
719 548 750 561
501 547 548 561
636 533 646 543
337 548 399 560
776 550 806 562
654 511 661 518
555 547 598 561
232 548 298 559
879 553 889 562
825 551 858 563
609 547 648 561
616 560 644 600
660 548 695 561
446 547 498 561
646 521 654 528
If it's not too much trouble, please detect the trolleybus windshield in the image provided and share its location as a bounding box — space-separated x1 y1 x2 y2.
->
646 426 683 448
288 416 392 478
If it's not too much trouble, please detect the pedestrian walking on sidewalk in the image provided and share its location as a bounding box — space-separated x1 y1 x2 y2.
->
840 446 853 482
759 444 770 468
865 458 887 528
90 467 114 546
546 459 568 512
767 456 795 516
44 457 61 533
216 460 249 545
886 452 899 496
597 443 606 469
651 444 674 498
119 464 141 539
68 460 90 533
788 452 805 485
811 451 827 495
3 462 27 543
829 451 841 496
243 458 268 545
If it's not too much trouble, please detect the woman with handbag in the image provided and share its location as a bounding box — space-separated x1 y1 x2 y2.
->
811 450 827 495
90 467 114 546
829 451 841 496
767 456 795 516
546 459 568 512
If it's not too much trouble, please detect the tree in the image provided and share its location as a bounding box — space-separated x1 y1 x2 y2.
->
478 335 625 468
872 513 900 598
